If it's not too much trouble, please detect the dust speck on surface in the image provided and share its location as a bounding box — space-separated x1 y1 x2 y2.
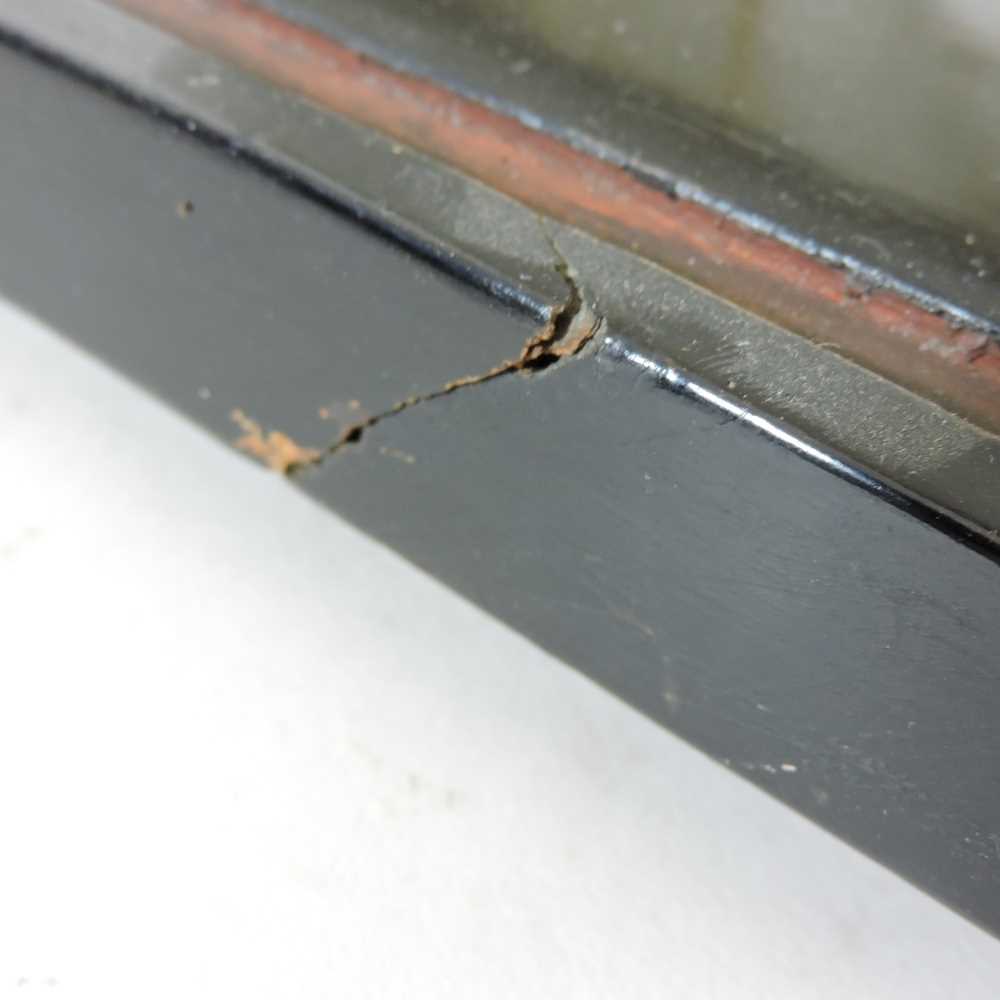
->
175 199 194 218
319 399 368 424
186 72 220 88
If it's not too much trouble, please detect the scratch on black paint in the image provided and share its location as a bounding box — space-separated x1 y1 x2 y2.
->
233 234 602 476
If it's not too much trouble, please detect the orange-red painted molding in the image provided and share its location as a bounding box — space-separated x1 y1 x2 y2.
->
111 0 1000 433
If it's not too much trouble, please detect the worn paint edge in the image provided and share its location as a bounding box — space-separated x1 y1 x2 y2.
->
255 0 1000 340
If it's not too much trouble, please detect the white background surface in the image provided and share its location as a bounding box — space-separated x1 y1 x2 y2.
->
1 298 998 998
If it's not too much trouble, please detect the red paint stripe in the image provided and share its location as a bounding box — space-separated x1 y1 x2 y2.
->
112 0 1000 431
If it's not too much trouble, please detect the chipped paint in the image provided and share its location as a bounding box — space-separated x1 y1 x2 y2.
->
330 292 601 462
230 408 321 473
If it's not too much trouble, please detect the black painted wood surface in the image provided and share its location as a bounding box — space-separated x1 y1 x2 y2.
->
1 25 999 935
